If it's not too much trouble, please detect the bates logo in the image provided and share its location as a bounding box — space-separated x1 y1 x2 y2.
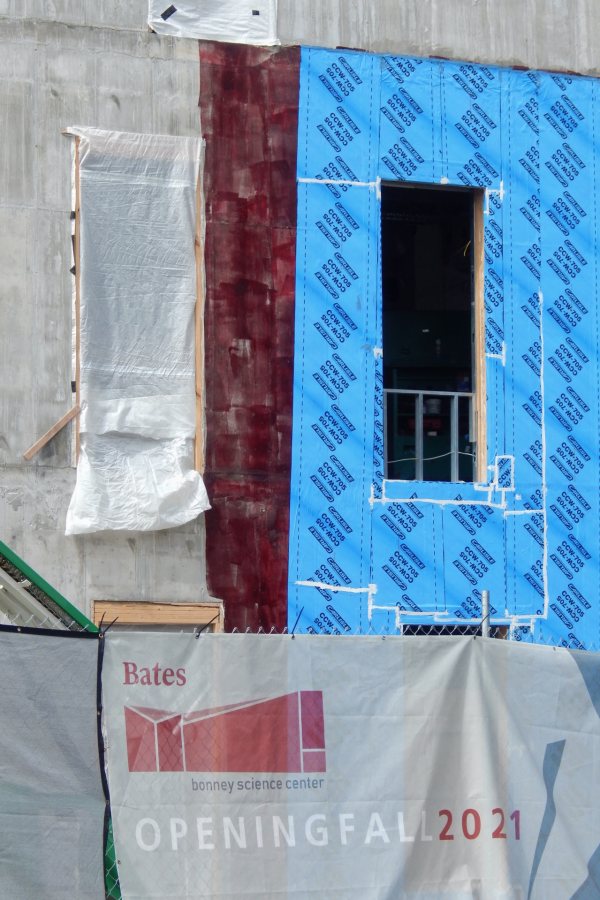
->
125 692 326 774
123 661 186 686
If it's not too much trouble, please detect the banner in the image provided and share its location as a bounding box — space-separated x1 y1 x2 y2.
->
0 630 105 899
103 634 600 898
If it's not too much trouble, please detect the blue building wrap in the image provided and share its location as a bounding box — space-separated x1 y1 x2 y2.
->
288 47 599 646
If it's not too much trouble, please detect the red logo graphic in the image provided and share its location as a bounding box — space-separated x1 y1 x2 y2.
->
125 692 326 774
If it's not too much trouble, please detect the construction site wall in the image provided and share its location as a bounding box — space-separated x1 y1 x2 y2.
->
0 4 211 613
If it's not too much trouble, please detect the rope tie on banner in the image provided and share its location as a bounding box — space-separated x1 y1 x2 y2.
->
290 607 304 639
98 613 119 636
195 613 219 638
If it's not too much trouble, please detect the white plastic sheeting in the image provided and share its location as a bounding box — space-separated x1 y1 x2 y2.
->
65 128 210 535
148 0 278 46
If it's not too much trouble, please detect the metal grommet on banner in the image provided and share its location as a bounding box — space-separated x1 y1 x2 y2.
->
99 613 118 638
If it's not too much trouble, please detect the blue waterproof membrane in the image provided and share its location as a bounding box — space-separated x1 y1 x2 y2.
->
288 48 600 647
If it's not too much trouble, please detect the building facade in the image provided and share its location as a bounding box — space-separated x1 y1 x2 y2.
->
2 2 600 644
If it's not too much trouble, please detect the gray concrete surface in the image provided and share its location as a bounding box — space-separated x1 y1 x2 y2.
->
0 11 212 614
278 0 600 76
0 0 148 32
5 0 600 76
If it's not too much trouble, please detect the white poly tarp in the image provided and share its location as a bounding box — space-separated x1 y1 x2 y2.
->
103 633 600 898
0 630 105 899
148 0 278 46
65 128 210 534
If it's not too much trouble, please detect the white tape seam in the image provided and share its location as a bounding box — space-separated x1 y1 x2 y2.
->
538 290 549 619
370 481 501 510
296 581 377 596
490 454 515 492
486 341 507 366
370 596 543 633
484 180 505 215
298 177 379 189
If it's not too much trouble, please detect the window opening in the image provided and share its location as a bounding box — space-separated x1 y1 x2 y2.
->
381 183 483 482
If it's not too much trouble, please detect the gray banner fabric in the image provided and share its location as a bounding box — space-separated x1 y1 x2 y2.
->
103 633 600 899
0 630 105 899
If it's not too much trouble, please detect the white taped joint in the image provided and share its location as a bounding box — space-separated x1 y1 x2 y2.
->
484 181 505 215
486 341 506 366
298 177 379 190
296 581 376 595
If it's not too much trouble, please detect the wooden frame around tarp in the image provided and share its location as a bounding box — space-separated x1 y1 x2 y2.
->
74 136 81 460
21 135 82 462
23 405 80 460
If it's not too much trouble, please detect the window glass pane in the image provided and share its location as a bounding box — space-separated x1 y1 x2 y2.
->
422 394 451 482
386 391 417 480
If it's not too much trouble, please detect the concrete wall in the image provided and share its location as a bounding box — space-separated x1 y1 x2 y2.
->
12 0 596 76
278 0 600 76
0 7 212 614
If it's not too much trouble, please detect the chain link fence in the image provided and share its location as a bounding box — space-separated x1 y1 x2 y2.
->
227 622 594 646
105 819 121 900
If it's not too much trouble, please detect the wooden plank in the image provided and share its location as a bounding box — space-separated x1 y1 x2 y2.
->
473 189 487 483
194 159 205 473
74 137 82 461
23 405 80 460
92 600 224 631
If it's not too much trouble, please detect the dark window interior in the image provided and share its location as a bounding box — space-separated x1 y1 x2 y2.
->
381 184 476 482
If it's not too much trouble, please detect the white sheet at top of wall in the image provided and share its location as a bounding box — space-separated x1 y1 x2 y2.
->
148 0 278 45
